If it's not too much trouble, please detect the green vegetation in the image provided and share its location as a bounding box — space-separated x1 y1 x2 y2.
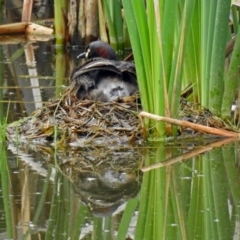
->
54 0 67 46
121 0 240 137
129 143 240 239
99 0 124 51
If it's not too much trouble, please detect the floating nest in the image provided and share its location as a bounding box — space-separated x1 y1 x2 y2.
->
6 84 237 147
7 84 143 146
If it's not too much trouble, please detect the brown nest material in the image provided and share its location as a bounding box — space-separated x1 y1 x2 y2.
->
179 98 236 134
6 86 237 146
179 99 232 130
7 85 143 146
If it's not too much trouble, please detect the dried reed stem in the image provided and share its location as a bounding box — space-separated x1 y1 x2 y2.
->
139 111 239 137
22 0 33 22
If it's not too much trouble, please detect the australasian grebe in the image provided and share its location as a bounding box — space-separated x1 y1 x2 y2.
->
70 41 138 102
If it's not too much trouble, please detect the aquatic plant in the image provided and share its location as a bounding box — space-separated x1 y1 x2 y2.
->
121 0 239 137
98 0 124 51
54 0 67 46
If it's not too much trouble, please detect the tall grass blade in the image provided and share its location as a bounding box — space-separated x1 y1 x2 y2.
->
187 159 204 239
221 27 240 118
23 168 52 239
116 197 139 240
0 146 15 239
168 0 196 117
149 1 167 134
55 48 67 98
202 156 215 239
201 1 217 106
121 0 150 112
98 0 109 43
101 0 117 47
107 0 124 51
135 147 167 239
45 170 60 239
54 0 67 46
210 148 231 239
170 165 188 239
71 203 90 239
183 2 201 103
209 1 231 114
231 5 239 34
223 143 240 220
93 217 103 239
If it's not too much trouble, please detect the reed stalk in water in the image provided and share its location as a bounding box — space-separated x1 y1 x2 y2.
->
121 0 237 137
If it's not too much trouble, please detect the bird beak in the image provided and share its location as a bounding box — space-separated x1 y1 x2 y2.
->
77 52 86 58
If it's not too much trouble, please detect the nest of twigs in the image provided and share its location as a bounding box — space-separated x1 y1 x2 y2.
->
7 85 142 146
6 84 237 147
179 98 235 134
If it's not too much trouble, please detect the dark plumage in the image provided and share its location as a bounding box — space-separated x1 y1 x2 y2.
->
70 41 138 102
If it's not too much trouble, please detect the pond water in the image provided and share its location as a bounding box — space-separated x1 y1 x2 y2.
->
0 38 240 240
1 4 240 240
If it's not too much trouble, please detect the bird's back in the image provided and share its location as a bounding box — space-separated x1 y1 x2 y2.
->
70 57 138 102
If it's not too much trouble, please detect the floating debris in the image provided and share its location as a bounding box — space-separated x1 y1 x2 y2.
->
7 85 142 146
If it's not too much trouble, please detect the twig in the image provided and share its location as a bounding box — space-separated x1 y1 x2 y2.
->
139 111 239 137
